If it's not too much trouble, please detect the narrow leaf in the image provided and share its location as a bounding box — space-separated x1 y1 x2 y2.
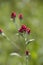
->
26 39 35 45
10 53 21 57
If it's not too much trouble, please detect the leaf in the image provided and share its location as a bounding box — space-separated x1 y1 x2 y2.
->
26 39 35 45
16 33 19 36
10 53 21 57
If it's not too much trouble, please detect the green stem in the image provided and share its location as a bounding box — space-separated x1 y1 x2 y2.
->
5 54 9 65
4 35 20 50
26 56 28 65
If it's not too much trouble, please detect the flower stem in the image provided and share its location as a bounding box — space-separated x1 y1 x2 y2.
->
4 34 20 50
26 56 28 65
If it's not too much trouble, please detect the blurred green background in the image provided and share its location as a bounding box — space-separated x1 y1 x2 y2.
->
0 0 43 65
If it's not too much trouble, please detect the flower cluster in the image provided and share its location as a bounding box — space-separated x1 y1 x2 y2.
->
18 24 30 34
11 12 31 56
0 12 34 60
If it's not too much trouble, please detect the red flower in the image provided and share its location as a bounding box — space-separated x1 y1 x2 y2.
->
18 28 23 33
26 28 30 34
18 24 27 33
21 24 27 31
18 25 30 34
18 13 23 19
11 12 16 18
0 29 3 34
25 50 29 55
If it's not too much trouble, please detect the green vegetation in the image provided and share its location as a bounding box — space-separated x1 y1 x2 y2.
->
0 0 43 65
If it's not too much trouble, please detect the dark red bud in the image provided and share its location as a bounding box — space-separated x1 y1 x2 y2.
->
0 29 3 34
25 50 29 55
18 28 23 33
21 24 26 29
18 24 27 33
21 24 27 31
26 28 30 34
18 13 23 19
11 12 16 18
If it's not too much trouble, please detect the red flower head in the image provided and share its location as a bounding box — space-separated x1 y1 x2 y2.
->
21 24 27 31
26 28 30 34
11 12 16 19
18 25 31 34
25 50 30 56
18 28 23 33
0 29 3 34
18 24 27 33
18 13 23 19
25 50 29 55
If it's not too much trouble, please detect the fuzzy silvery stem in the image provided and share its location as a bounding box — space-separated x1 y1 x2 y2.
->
2 33 20 50
26 56 28 65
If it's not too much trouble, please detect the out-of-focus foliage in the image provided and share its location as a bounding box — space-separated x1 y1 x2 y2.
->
0 0 43 65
